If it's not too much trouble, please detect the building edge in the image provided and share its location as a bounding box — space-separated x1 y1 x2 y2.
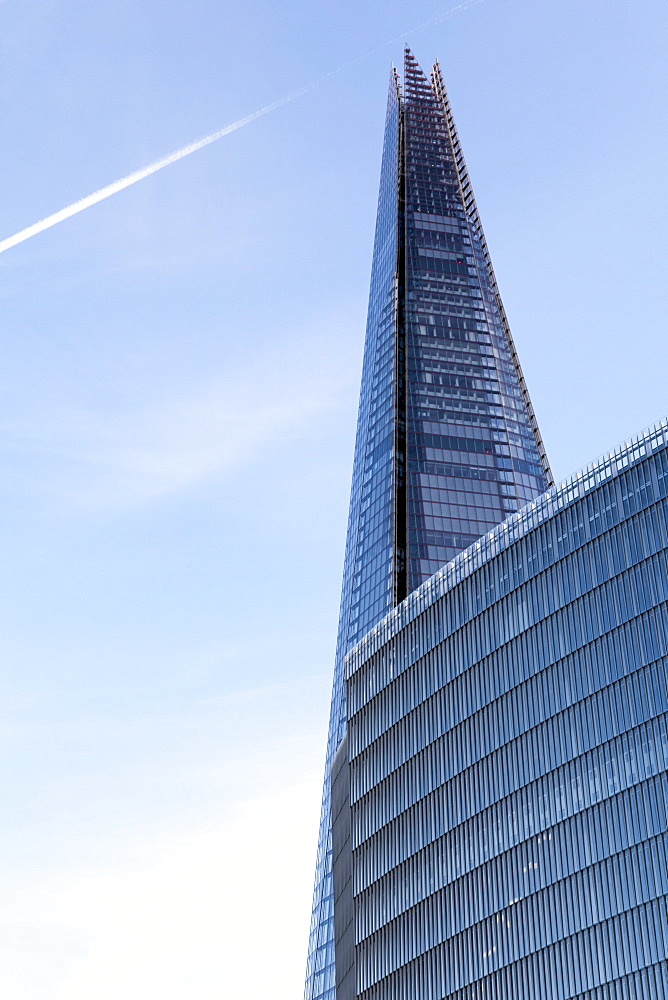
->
346 414 668 678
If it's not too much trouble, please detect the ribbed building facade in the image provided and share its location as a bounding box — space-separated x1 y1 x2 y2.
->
344 420 668 999
305 51 552 1000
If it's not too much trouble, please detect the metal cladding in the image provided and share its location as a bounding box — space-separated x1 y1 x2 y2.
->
345 420 668 998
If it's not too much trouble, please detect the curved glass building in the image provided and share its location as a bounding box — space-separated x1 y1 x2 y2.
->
344 420 668 999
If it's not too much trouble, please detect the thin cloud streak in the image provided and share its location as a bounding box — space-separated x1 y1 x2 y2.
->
0 86 314 256
0 0 486 256
1 341 355 510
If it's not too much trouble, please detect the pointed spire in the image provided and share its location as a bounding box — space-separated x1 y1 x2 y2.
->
391 63 402 99
403 46 433 103
430 58 554 486
305 54 553 1000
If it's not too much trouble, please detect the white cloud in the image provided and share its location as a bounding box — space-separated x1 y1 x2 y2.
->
1 336 355 511
0 783 318 1000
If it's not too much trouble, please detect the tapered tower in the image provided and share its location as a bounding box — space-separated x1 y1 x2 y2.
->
304 51 552 1000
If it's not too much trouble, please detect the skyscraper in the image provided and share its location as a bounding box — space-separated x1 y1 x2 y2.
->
305 50 552 1000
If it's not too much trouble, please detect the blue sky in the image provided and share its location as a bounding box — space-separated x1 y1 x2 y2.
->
1 1 667 996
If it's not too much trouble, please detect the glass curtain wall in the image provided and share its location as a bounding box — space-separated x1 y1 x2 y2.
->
345 421 668 999
305 51 551 1000
402 51 549 587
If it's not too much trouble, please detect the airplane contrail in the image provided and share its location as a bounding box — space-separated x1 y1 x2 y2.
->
0 0 486 256
0 85 316 255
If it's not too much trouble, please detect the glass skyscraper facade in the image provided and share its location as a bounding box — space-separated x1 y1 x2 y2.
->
344 419 668 998
309 46 668 1000
305 51 552 1000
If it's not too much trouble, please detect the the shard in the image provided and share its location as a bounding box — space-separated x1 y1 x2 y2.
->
304 50 552 1000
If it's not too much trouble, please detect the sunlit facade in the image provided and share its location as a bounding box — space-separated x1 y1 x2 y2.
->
344 420 668 999
305 50 551 1000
